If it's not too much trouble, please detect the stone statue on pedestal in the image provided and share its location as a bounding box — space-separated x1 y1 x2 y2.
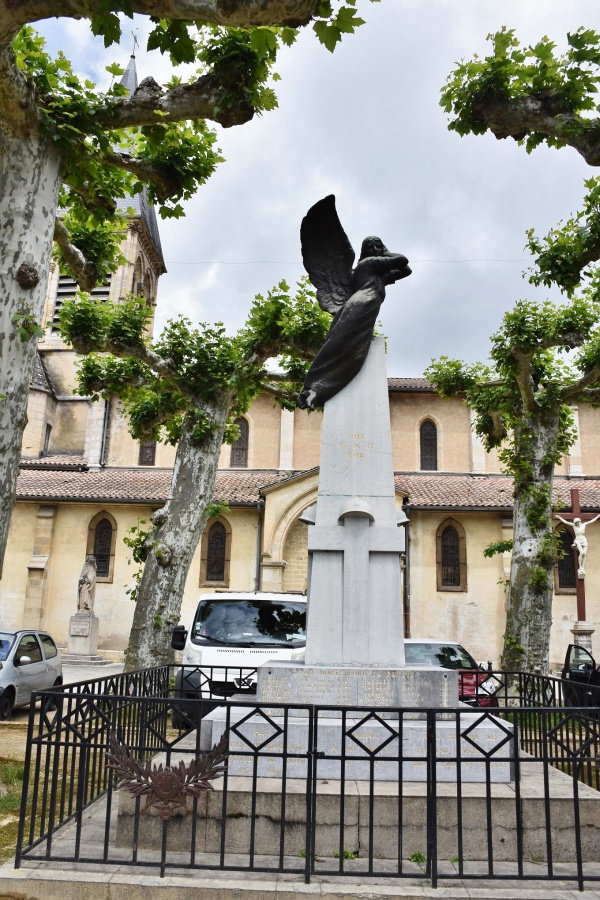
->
77 555 97 612
297 195 411 410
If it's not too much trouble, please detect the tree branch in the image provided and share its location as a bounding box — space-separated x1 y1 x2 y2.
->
490 410 507 443
101 338 195 397
261 380 295 401
578 387 600 403
53 218 99 292
92 72 253 131
562 360 600 402
0 43 38 136
105 150 184 204
472 92 600 166
3 0 318 40
511 346 537 412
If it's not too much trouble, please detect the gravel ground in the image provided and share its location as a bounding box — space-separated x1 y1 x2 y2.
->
0 663 124 762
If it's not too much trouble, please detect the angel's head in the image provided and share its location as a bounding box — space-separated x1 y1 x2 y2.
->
359 236 387 259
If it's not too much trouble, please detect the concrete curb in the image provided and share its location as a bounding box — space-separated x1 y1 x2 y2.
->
2 866 600 900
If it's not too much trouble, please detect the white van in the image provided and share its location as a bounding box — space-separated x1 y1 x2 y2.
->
170 591 306 726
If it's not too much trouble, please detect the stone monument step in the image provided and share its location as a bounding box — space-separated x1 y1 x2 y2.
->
60 654 114 665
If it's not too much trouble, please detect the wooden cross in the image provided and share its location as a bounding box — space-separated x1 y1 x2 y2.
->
552 487 599 621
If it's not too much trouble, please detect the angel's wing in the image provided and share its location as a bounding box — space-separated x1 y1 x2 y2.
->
300 195 355 315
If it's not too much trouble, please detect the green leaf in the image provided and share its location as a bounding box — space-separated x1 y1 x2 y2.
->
313 20 341 52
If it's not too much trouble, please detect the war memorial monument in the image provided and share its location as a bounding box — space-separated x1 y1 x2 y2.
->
206 196 513 782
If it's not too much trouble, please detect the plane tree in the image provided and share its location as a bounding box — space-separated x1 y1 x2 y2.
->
59 278 330 669
0 0 370 577
435 26 600 672
426 297 600 673
441 26 600 292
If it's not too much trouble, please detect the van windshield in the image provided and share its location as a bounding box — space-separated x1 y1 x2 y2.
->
192 599 306 647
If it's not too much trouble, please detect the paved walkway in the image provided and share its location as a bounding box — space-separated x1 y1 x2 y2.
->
62 661 124 683
2 862 600 899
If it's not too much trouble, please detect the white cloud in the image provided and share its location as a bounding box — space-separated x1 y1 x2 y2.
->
36 0 600 376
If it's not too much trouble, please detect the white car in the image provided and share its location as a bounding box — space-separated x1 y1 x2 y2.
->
0 630 63 719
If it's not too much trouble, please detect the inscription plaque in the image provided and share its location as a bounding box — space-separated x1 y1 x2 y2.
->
70 619 91 637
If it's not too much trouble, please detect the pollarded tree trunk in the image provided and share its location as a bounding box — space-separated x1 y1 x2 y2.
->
0 134 62 577
124 391 233 670
502 408 561 673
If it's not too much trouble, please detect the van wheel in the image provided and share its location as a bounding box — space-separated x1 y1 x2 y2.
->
0 690 14 720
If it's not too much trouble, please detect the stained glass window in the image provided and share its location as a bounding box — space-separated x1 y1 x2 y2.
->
206 522 227 582
94 518 113 578
420 420 438 470
441 525 460 586
557 527 577 589
230 417 249 468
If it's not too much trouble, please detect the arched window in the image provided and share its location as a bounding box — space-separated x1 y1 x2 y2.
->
200 518 232 586
230 417 249 468
436 518 467 591
556 527 577 592
420 419 438 471
86 511 117 582
93 519 113 578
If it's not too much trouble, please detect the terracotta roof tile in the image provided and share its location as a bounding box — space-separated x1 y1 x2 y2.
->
396 473 600 511
16 463 600 512
388 377 433 391
20 454 87 470
16 467 290 504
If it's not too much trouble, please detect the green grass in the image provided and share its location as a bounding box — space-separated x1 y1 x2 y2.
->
0 758 25 864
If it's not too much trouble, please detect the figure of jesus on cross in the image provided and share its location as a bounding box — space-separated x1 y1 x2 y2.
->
553 488 600 621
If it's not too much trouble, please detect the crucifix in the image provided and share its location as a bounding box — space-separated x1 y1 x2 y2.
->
553 487 600 621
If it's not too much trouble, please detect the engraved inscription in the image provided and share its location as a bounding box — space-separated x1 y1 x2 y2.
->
70 620 90 637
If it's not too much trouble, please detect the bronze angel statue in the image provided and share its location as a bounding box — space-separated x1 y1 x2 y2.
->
297 195 412 410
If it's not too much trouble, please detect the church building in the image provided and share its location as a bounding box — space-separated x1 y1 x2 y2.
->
2 64 600 672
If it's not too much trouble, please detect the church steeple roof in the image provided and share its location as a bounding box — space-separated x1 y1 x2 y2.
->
118 53 166 274
121 54 138 94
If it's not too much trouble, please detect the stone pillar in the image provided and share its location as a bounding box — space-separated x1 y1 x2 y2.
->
501 516 513 582
278 409 295 470
83 398 107 469
571 621 594 654
304 337 405 667
567 404 584 476
23 505 56 630
260 559 287 592
470 409 487 473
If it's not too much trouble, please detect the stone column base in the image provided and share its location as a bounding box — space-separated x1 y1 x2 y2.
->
571 621 595 654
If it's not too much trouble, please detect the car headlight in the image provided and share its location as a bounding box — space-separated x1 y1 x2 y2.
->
182 646 203 665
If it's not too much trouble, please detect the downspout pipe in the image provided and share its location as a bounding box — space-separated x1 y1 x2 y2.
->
254 499 265 591
403 509 411 638
99 398 111 467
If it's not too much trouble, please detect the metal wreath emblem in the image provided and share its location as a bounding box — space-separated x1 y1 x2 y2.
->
106 731 228 820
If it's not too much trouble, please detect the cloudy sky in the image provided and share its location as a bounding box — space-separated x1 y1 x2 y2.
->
38 0 600 376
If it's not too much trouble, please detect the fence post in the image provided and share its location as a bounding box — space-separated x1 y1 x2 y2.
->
425 709 437 887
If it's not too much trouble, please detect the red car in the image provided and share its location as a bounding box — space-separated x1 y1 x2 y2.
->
404 640 500 707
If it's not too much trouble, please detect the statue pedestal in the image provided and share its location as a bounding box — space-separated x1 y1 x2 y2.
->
67 612 99 657
571 621 595 655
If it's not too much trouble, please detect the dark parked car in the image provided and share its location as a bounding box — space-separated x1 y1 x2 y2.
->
561 643 600 706
404 639 501 707
0 630 63 719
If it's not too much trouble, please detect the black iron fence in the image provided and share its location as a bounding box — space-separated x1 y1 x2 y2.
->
14 665 600 890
